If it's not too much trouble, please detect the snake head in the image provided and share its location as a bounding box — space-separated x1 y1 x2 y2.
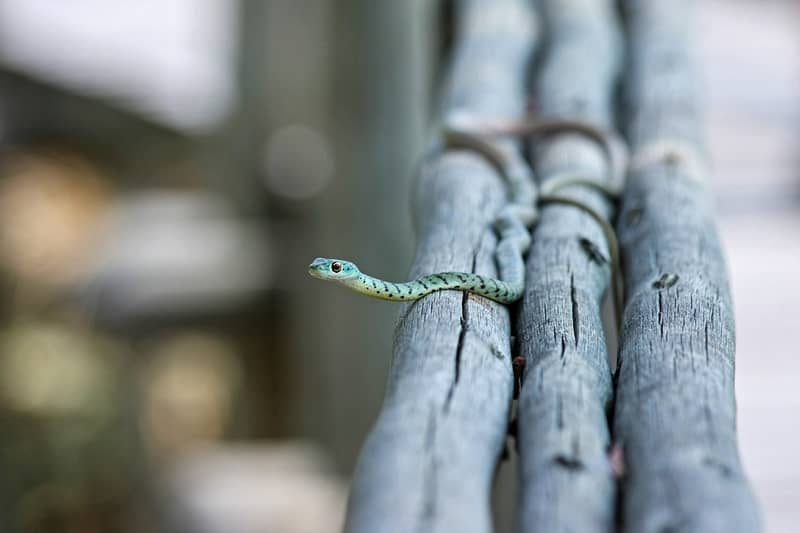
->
308 258 360 282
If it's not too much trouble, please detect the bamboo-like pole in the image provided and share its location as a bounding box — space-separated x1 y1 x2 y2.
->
343 1 539 532
515 1 623 531
613 1 761 531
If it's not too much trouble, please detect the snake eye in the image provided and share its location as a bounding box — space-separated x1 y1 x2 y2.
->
331 261 342 273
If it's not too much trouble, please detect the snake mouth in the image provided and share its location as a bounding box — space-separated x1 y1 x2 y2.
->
308 258 329 279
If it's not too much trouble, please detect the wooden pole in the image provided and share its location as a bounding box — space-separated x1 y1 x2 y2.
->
515 0 623 531
343 1 538 531
613 1 761 531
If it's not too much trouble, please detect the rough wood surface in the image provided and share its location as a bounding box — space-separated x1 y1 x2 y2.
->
613 1 762 532
515 1 623 532
343 1 538 532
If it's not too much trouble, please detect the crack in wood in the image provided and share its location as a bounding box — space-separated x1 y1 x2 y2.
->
443 251 477 413
580 236 609 265
554 455 585 471
570 273 580 347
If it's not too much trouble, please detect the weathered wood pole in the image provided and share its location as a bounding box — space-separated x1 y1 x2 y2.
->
515 0 623 531
613 1 762 532
343 1 538 532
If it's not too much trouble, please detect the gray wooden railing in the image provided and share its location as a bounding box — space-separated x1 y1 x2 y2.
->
613 1 762 531
516 0 622 531
344 1 537 531
343 0 761 532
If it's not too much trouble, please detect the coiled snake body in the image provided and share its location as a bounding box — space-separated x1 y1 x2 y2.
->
309 117 627 307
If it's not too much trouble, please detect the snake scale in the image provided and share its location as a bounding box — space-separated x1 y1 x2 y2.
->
309 116 627 310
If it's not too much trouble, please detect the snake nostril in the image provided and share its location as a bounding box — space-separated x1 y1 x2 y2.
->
310 258 328 269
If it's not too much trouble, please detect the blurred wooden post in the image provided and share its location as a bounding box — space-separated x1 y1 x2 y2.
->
316 0 425 469
613 1 761 531
343 1 538 532
245 0 426 467
515 0 623 531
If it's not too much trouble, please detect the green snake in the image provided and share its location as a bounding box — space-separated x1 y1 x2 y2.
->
309 116 627 308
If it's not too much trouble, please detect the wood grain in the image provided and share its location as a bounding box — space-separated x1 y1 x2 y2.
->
515 1 623 531
343 1 538 531
613 1 762 531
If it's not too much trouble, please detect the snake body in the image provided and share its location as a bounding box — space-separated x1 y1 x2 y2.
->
308 258 523 303
309 116 627 307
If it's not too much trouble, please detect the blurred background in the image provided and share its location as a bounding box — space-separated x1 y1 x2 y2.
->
0 0 795 532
